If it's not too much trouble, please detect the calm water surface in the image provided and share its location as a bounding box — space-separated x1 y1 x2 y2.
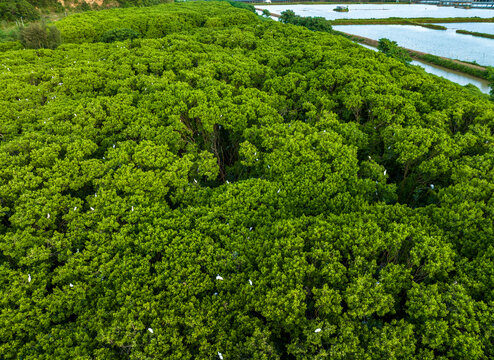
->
262 4 494 19
333 24 494 66
435 22 494 34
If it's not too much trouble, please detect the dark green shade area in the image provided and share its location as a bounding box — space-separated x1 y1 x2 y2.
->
0 2 493 359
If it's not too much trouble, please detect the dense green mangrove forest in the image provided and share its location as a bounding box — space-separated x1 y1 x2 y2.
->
1 2 493 359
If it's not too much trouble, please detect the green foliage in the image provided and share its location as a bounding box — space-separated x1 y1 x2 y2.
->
0 0 40 21
0 40 22 51
488 67 494 99
0 26 20 43
56 1 258 43
279 9 333 33
378 37 412 65
20 22 61 49
0 2 493 359
99 27 140 43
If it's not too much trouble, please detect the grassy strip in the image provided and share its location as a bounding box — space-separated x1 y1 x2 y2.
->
414 54 489 79
415 23 446 30
332 17 494 25
456 29 494 39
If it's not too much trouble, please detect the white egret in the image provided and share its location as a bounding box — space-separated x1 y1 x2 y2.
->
430 184 434 189
73 207 77 211
148 328 154 334
216 275 223 281
90 207 95 211
69 283 74 287
248 279 253 286
383 170 387 176
315 328 321 333
28 274 31 283
47 214 50 219
218 353 223 359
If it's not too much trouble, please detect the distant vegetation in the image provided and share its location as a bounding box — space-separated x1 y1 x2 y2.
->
0 0 40 22
1 2 494 359
413 22 446 30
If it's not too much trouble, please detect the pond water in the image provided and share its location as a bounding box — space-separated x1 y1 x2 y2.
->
333 24 494 66
435 22 494 34
357 43 490 93
262 4 494 19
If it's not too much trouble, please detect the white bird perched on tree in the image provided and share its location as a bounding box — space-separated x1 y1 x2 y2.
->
216 275 223 281
28 274 31 283
218 353 223 360
277 189 280 193
131 206 134 212
47 213 50 219
383 169 387 176
73 207 77 211
90 207 95 211
69 283 74 288
113 144 115 148
248 279 253 286
315 328 321 333
430 184 434 189
148 328 154 334
194 179 197 183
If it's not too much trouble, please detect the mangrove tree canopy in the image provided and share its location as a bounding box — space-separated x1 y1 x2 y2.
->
0 2 493 359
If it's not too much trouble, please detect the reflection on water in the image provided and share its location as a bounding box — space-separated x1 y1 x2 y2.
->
356 43 490 94
333 24 494 66
262 4 494 20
